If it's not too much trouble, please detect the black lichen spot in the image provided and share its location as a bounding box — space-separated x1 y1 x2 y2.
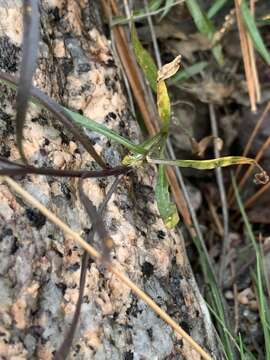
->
56 282 67 295
39 148 47 157
77 63 91 74
124 351 134 360
119 120 125 128
48 7 60 22
61 58 73 76
0 37 19 72
139 229 146 237
147 328 153 340
31 115 48 126
0 110 14 136
104 112 117 123
180 321 191 335
43 138 50 146
157 230 166 239
142 261 154 278
67 262 80 272
0 228 13 241
74 344 81 354
60 131 70 145
0 143 11 158
28 325 44 340
61 183 71 200
104 77 117 92
25 208 46 229
108 112 117 120
10 237 20 255
106 58 115 67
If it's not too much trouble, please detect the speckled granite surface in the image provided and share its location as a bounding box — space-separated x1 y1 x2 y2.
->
0 1 222 359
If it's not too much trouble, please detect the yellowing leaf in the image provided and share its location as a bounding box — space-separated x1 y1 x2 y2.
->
157 80 170 131
131 23 158 92
155 164 179 228
157 55 182 81
147 156 269 184
156 56 182 132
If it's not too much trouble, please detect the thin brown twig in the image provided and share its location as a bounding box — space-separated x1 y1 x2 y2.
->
236 134 270 193
244 181 270 209
228 101 270 205
2 175 213 360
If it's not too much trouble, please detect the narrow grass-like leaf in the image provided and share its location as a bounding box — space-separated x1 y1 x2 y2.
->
160 0 175 19
131 23 158 92
155 164 179 228
207 0 228 19
240 0 270 65
64 108 146 154
185 0 224 65
15 0 40 163
232 175 270 360
147 155 269 184
171 61 208 82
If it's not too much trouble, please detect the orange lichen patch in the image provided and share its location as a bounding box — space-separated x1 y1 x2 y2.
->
83 328 102 349
0 341 28 360
0 6 22 45
22 121 48 160
36 345 53 360
95 291 113 315
66 1 84 36
62 301 76 316
80 180 104 209
107 272 131 306
10 298 27 330
53 39 66 58
26 282 40 297
0 184 21 221
149 247 170 278
181 338 201 360
50 150 72 169
88 28 112 64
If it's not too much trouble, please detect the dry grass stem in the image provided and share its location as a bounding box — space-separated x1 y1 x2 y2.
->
234 0 257 112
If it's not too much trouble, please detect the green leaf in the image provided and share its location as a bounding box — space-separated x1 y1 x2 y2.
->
207 0 228 19
147 156 269 183
64 108 146 154
131 23 158 92
160 0 175 20
185 0 224 65
240 0 270 65
171 61 208 82
155 164 179 228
